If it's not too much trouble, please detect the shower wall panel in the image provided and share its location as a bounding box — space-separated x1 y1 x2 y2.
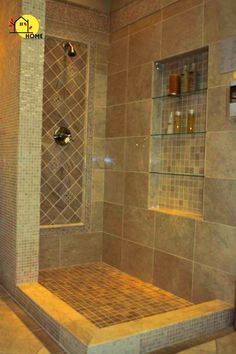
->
41 37 88 225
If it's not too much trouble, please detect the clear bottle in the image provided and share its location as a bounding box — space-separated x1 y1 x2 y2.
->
187 109 195 133
188 63 197 92
167 112 174 134
181 65 189 93
174 111 181 133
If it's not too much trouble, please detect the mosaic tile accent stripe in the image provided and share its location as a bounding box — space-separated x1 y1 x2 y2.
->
47 0 110 33
39 262 192 328
41 36 88 225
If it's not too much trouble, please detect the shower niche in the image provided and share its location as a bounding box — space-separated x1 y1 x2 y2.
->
40 36 91 227
150 47 208 217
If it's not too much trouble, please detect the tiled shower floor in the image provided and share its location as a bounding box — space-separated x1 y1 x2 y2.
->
39 262 192 328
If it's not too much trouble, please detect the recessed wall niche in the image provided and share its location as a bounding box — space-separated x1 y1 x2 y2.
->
149 48 208 217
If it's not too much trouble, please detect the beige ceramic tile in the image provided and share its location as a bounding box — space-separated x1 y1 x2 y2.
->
104 138 125 170
39 235 60 270
163 0 203 19
94 107 106 138
107 71 127 106
92 170 104 202
127 63 152 102
204 0 236 44
124 136 149 172
126 100 151 136
94 71 107 107
208 43 233 88
102 233 122 268
195 221 236 274
204 178 236 227
103 202 123 236
216 332 236 354
128 11 162 35
128 23 161 68
60 232 102 267
110 26 129 43
155 212 195 260
162 5 203 58
206 86 236 132
178 339 216 353
121 240 154 282
106 104 126 138
108 37 128 74
104 171 124 204
154 251 193 301
205 132 236 179
123 206 155 247
192 263 235 305
124 172 149 208
91 201 104 232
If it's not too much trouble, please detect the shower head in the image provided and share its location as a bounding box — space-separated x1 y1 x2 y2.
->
63 41 77 57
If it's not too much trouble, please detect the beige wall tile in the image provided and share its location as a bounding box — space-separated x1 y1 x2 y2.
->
107 71 127 106
94 107 106 138
60 232 102 267
92 170 104 202
204 178 236 226
121 240 154 282
109 37 128 75
195 221 236 274
128 23 161 68
106 105 126 137
206 132 236 179
103 202 123 236
39 235 60 270
204 0 236 44
155 213 195 260
124 172 149 208
123 206 155 247
110 0 134 12
94 71 107 107
126 100 151 136
96 44 108 64
153 251 193 301
208 43 233 88
206 86 236 132
192 263 235 305
128 11 162 35
104 171 124 204
91 201 103 232
110 26 129 43
103 233 122 268
92 138 105 169
216 332 236 354
127 63 152 102
161 5 203 58
104 138 125 170
163 0 203 19
124 137 149 172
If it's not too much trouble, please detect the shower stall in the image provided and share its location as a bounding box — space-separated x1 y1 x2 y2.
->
0 0 235 353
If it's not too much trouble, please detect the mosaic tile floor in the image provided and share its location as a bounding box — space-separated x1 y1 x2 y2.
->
39 262 192 328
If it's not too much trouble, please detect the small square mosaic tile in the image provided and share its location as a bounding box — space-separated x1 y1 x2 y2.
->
39 262 192 328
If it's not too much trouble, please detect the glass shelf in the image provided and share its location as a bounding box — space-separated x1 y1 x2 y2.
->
150 171 204 177
152 88 207 100
151 131 206 137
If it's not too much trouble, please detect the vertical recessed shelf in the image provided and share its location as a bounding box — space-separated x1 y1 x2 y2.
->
150 48 208 217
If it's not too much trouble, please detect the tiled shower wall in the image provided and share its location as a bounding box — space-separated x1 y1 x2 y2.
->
0 0 45 289
103 0 236 305
39 0 109 269
41 36 88 226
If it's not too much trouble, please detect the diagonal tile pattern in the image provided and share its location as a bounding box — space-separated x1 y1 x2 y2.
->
39 262 192 328
41 36 88 225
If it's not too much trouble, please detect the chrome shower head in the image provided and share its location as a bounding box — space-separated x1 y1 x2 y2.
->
63 41 77 57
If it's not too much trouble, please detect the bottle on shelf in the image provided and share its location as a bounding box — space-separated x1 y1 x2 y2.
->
187 109 195 133
181 64 189 93
188 63 197 92
167 112 174 134
168 74 180 95
174 111 182 133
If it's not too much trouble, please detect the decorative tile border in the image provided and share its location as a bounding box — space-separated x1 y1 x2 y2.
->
17 283 234 354
47 0 110 33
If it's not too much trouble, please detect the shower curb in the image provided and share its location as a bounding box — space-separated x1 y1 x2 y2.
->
15 283 234 354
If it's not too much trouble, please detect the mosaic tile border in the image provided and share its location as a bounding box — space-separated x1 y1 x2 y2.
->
17 283 234 354
46 0 110 33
